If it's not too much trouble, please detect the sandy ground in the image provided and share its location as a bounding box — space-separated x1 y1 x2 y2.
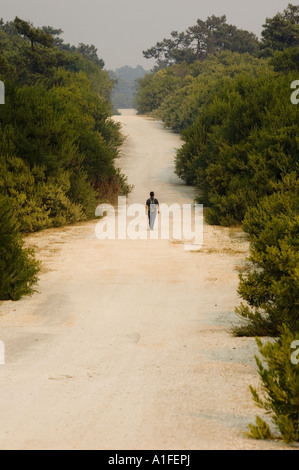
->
0 110 294 450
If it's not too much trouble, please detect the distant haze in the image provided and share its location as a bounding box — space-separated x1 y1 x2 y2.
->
1 0 293 70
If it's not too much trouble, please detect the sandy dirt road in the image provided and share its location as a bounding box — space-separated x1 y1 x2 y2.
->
0 110 292 450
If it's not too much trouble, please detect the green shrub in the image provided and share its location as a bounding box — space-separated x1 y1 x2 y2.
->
0 195 39 300
0 22 129 238
248 325 299 443
234 175 299 336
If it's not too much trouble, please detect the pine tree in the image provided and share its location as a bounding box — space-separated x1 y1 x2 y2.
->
0 195 39 300
234 174 299 336
248 325 299 443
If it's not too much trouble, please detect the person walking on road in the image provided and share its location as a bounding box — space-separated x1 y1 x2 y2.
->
146 192 160 231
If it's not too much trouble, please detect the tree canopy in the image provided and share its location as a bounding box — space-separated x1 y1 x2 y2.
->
0 17 133 299
260 3 299 56
0 22 131 217
143 14 259 70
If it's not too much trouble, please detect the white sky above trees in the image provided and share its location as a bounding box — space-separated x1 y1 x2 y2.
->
1 0 294 70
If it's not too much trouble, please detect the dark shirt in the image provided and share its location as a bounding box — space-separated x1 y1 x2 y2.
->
146 198 159 215
146 198 159 207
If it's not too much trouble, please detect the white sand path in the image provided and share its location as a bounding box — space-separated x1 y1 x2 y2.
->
0 110 292 450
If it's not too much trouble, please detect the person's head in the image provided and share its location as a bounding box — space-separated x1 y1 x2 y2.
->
150 192 155 198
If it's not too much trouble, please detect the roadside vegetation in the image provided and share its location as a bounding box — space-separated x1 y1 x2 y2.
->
136 4 299 444
0 17 131 299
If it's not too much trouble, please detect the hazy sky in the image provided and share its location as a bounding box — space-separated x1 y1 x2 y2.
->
1 0 294 70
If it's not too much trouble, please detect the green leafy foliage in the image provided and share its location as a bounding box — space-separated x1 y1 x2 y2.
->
234 175 299 336
154 52 268 133
0 195 39 300
0 17 130 299
271 45 299 72
0 18 128 234
136 68 181 115
175 71 298 227
247 326 299 443
247 416 274 440
14 16 54 50
260 4 299 56
143 14 259 70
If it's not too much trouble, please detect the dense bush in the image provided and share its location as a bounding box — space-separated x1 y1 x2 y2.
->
0 195 39 300
0 17 130 299
137 52 268 132
234 175 299 336
136 68 181 115
0 19 129 235
247 326 299 443
177 72 298 225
